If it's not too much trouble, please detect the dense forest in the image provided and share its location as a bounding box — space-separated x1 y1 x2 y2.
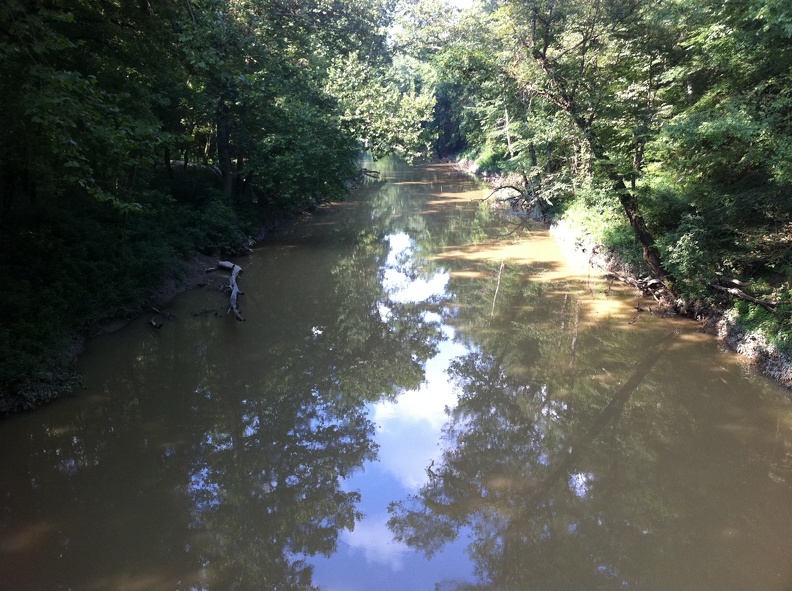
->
1 0 791 412
0 0 435 412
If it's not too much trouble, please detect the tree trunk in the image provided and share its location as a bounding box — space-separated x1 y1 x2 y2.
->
217 97 234 199
164 148 173 178
528 43 673 286
614 180 668 282
589 136 670 283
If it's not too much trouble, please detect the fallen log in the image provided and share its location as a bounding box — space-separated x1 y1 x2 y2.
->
217 260 245 321
359 168 380 179
481 185 526 201
717 277 753 288
481 185 534 210
710 281 776 313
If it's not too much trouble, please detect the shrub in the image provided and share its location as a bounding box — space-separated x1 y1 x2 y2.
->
560 188 645 270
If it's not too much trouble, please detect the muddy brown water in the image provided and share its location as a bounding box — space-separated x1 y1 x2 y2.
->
2 159 792 590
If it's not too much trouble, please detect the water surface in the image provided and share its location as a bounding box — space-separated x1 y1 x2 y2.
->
2 159 792 590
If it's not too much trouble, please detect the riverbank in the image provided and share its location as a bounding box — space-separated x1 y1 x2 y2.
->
456 158 792 392
0 172 368 416
551 218 792 389
0 185 268 415
0 252 228 416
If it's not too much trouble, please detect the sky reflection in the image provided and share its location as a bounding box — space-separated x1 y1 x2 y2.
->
309 233 476 590
373 335 468 491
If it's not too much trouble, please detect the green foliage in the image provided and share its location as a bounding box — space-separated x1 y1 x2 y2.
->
5 0 792 407
560 190 645 271
730 286 792 356
0 0 404 214
326 52 437 162
469 145 508 175
405 0 792 343
0 0 411 410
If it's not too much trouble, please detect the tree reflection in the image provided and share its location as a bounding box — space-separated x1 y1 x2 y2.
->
387 229 792 589
180 224 444 588
388 333 678 589
6 161 792 590
386 247 693 590
0 189 444 590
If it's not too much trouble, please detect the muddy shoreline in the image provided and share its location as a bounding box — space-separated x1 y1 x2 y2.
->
0 188 350 416
0 254 228 416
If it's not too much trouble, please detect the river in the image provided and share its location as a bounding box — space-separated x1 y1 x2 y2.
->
2 158 792 590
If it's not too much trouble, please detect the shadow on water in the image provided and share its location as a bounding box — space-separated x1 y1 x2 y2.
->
2 158 792 590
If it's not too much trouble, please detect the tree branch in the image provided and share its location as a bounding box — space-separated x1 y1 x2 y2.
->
710 282 776 313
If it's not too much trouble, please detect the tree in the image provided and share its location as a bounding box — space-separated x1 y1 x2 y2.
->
0 0 176 211
644 0 792 290
326 52 437 161
488 0 681 282
0 0 415 408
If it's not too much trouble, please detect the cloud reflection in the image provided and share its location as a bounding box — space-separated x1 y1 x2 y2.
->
382 233 450 304
323 230 470 581
373 336 467 491
340 513 409 570
374 234 468 491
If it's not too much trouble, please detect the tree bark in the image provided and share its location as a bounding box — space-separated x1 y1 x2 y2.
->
164 148 173 178
588 134 670 284
574 113 669 281
617 188 668 282
217 97 234 199
710 282 777 313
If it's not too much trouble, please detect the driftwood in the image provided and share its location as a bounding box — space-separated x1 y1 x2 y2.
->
214 261 245 321
717 277 753 288
148 305 174 329
604 270 666 300
359 168 380 179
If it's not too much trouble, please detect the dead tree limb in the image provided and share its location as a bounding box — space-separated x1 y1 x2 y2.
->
359 168 380 179
716 277 753 288
481 185 526 202
481 181 550 214
710 282 776 313
217 260 245 321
